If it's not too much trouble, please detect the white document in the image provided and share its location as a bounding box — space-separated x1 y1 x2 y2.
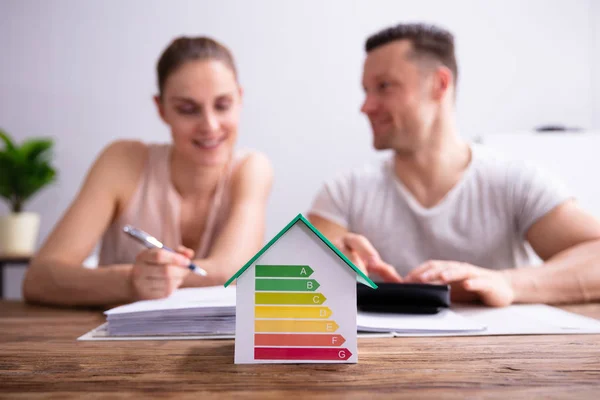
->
105 286 236 315
385 304 600 337
357 309 486 334
445 304 600 336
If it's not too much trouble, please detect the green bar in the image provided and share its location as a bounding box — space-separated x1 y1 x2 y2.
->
255 292 327 305
255 265 314 278
255 279 320 292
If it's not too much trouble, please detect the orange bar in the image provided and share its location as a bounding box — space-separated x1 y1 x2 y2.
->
255 319 338 333
255 333 346 347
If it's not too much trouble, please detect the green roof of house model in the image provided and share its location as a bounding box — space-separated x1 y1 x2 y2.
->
224 213 377 289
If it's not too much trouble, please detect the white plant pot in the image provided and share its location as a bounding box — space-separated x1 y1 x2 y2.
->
0 212 41 256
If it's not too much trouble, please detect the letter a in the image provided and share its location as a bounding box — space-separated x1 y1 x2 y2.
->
300 267 307 275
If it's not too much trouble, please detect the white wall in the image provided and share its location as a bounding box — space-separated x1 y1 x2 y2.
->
481 132 600 219
0 0 597 298
593 0 600 129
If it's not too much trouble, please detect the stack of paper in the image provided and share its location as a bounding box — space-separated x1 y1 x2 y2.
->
78 286 600 341
104 286 236 336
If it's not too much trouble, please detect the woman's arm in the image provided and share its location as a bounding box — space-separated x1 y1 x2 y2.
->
23 141 147 306
183 152 274 286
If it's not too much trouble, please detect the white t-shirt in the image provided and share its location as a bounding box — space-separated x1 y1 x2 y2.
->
309 144 571 277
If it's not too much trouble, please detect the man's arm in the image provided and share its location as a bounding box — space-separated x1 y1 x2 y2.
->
308 214 402 281
308 215 349 243
405 200 600 306
508 199 600 304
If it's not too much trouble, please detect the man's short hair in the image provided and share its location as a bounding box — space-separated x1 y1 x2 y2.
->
365 23 458 86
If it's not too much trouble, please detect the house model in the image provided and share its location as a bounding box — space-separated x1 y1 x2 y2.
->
224 213 377 364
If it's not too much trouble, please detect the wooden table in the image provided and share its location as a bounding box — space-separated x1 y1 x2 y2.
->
0 256 30 298
1 301 599 399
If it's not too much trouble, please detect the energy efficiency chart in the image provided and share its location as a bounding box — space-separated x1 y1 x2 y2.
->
253 264 351 362
224 213 378 364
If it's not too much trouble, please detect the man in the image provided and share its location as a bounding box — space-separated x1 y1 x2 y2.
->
308 23 600 306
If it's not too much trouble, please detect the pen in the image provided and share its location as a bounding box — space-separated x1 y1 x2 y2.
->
122 225 208 276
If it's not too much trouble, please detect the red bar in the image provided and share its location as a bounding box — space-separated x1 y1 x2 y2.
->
255 334 346 347
254 347 352 361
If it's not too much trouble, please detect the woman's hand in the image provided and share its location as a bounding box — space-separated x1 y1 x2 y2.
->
130 246 194 300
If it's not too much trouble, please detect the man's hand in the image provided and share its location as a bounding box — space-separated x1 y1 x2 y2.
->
333 233 402 282
404 260 515 307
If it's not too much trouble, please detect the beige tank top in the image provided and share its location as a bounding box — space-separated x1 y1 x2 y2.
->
98 143 247 265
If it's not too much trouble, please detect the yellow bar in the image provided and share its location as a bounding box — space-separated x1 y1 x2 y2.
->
255 319 339 333
255 292 326 305
255 306 332 319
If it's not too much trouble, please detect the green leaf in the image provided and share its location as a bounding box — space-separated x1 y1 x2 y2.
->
0 130 57 211
0 129 17 152
20 139 54 163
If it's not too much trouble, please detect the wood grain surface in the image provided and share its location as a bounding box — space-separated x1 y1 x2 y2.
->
1 301 599 399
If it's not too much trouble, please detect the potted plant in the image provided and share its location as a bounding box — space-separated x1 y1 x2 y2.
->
0 129 56 256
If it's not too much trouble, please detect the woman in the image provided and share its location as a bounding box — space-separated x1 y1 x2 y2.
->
23 37 273 306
